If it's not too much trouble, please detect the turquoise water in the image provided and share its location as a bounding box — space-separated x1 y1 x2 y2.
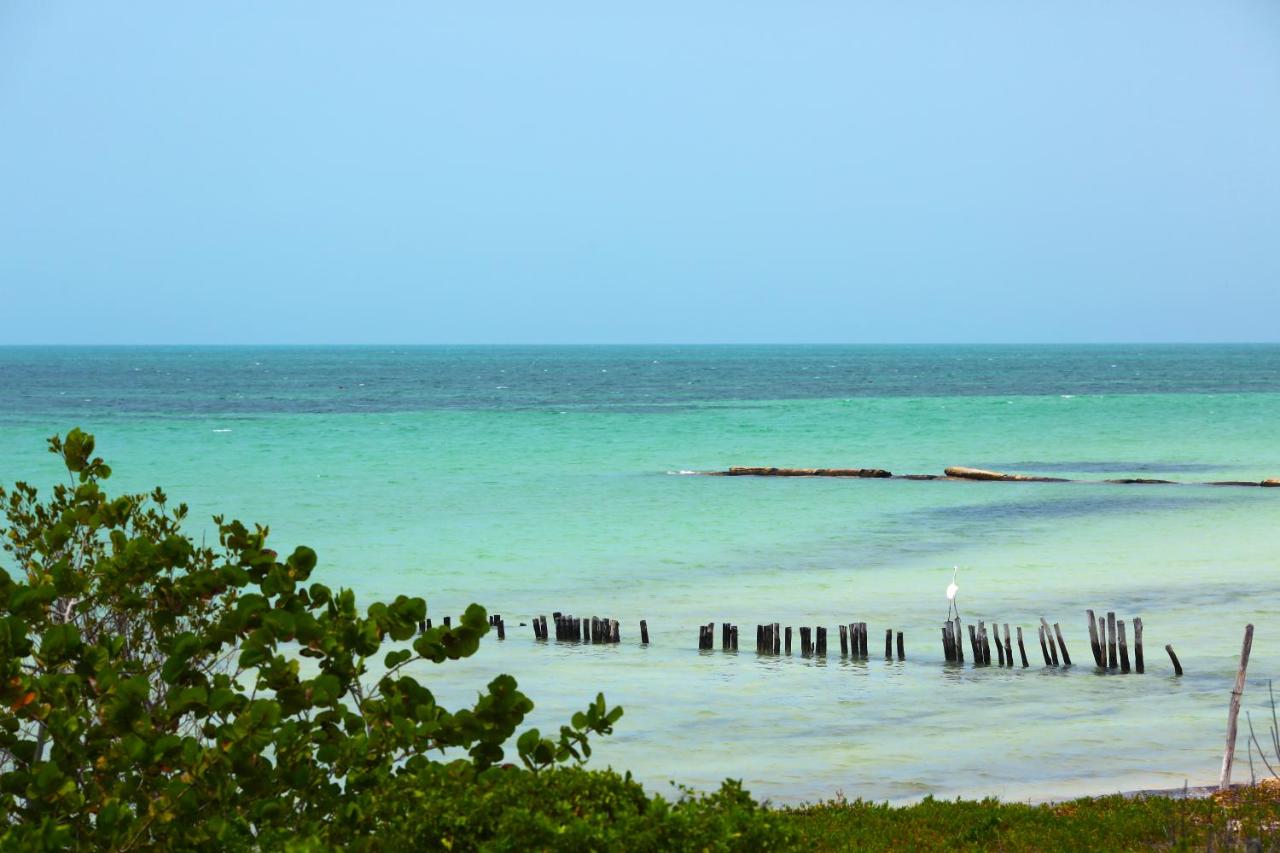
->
2 345 1279 802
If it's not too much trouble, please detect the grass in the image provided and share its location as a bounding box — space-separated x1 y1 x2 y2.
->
781 781 1280 851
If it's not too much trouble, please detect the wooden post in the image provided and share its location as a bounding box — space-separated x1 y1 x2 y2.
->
1053 623 1071 666
1106 611 1117 669
840 624 849 656
785 625 792 655
994 624 1006 666
773 622 781 655
1165 643 1182 676
731 625 738 650
612 619 620 643
896 630 905 661
816 626 827 656
860 622 869 657
1038 625 1051 665
722 622 730 650
977 621 988 665
954 618 963 662
1097 614 1106 668
1086 609 1102 667
497 617 505 640
640 619 649 644
885 628 893 660
1133 617 1144 674
1017 626 1029 667
942 625 952 662
756 624 763 653
1218 624 1255 791
1003 624 1013 668
968 624 980 664
444 616 452 628
800 626 812 656
1117 619 1131 673
699 625 707 650
762 623 772 654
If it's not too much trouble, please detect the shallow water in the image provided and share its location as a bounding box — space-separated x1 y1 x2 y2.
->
1 345 1278 803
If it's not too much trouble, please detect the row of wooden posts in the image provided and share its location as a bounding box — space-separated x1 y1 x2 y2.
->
416 614 509 640
432 610 1184 675
530 613 625 643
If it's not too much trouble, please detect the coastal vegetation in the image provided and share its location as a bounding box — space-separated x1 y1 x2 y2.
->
2 430 1277 850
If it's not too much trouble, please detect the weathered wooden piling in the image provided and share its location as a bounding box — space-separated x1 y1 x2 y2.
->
968 624 980 663
699 624 708 650
953 618 964 662
756 624 764 653
994 627 1006 666
815 626 826 656
612 619 620 643
1053 623 1071 666
722 622 730 650
1165 643 1183 676
1117 619 1130 673
1039 618 1058 665
731 625 738 650
1106 611 1118 669
800 626 812 656
1219 624 1255 791
858 622 868 657
942 621 955 662
1003 624 1013 668
1037 625 1051 665
1133 617 1143 673
1016 626 1028 667
884 628 893 660
840 624 849 656
896 631 905 661
496 617 505 640
640 619 649 644
785 626 792 655
773 622 781 655
1087 609 1102 667
444 616 452 628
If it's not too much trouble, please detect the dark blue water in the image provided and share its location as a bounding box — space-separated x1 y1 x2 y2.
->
2 344 1279 419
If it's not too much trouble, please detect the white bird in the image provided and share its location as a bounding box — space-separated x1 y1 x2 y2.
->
946 566 959 601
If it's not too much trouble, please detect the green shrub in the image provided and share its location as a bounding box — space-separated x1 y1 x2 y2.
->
299 764 795 851
0 430 620 849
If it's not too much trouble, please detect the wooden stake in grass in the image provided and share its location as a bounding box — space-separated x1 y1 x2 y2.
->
1219 624 1255 791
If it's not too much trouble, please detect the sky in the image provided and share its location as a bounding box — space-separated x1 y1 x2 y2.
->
2 1 1279 345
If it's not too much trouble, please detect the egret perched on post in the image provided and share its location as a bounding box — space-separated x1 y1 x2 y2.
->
945 566 961 621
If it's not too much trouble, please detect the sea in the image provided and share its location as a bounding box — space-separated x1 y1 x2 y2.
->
2 344 1278 803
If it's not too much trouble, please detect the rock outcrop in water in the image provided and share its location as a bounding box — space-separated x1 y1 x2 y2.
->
943 466 1068 483
706 466 1280 488
723 466 892 478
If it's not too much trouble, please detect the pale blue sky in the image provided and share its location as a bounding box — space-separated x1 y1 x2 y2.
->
2 1 1278 344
